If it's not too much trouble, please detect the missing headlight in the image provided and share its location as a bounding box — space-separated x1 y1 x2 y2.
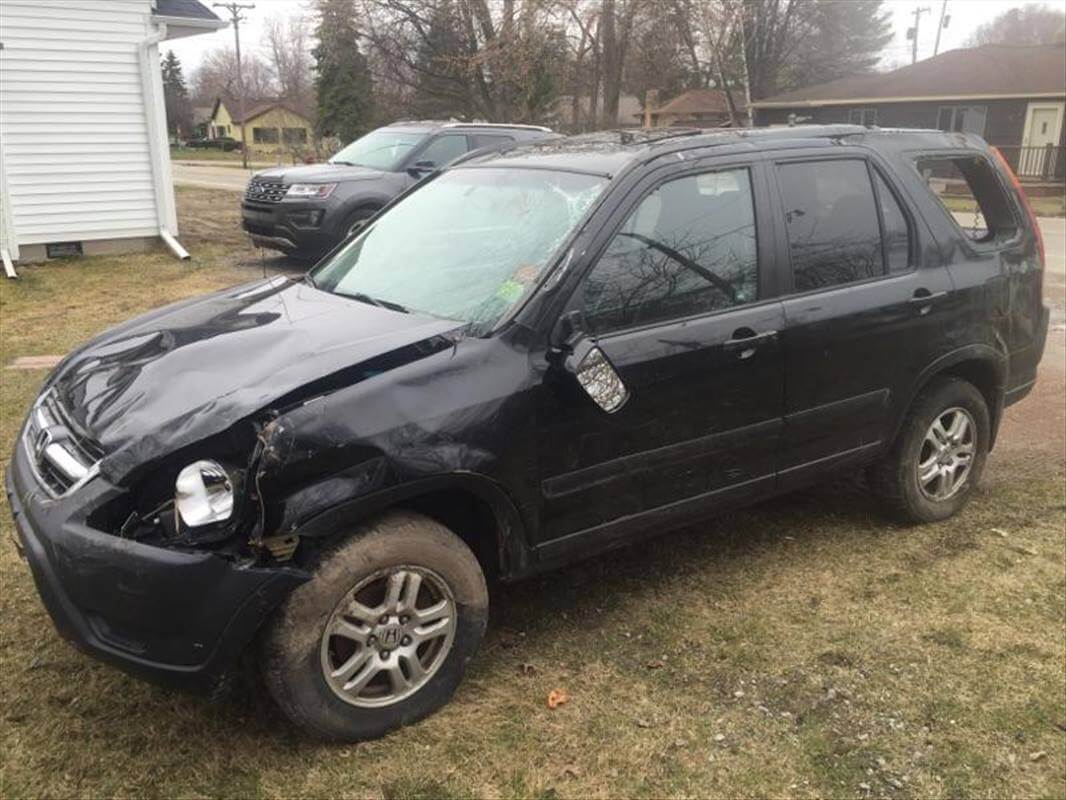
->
175 460 234 528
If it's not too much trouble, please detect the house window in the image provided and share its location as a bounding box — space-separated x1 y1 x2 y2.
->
848 108 877 126
282 127 308 145
936 105 987 137
213 124 228 137
253 127 280 144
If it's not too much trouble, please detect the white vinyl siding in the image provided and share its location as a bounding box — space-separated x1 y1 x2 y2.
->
0 0 162 245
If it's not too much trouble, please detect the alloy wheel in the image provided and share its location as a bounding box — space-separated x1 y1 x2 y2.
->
319 566 456 708
916 406 976 501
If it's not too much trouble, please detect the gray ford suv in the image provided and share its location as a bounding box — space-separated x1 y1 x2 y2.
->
241 121 553 258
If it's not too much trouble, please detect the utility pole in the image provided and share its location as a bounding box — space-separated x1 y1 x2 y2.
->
933 0 950 57
907 5 931 65
213 2 255 169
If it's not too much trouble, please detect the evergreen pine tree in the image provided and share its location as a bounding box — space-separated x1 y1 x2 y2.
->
410 0 472 120
161 50 192 138
313 0 375 142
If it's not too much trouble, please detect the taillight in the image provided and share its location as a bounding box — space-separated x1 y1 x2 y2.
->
991 146 1045 269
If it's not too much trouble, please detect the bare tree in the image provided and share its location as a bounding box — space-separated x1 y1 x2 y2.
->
190 46 276 105
965 4 1066 47
263 13 316 118
355 0 564 123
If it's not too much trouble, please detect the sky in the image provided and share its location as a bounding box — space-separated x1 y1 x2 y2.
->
164 0 1060 80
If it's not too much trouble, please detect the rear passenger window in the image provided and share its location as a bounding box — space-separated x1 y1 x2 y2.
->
778 160 884 292
583 168 758 333
471 133 514 150
873 171 911 273
915 155 1017 245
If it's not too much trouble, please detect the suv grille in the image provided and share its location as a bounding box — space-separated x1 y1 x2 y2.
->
245 180 287 203
23 390 104 497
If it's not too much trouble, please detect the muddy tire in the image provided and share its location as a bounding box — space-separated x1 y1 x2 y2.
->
261 511 488 741
868 377 990 524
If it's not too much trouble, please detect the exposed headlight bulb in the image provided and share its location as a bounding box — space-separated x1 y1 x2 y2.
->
175 460 234 528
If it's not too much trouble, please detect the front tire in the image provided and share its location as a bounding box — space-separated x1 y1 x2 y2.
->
868 377 990 523
261 511 488 741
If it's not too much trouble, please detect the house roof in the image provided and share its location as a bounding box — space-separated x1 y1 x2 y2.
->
753 44 1066 108
153 0 223 23
211 97 312 125
651 89 739 115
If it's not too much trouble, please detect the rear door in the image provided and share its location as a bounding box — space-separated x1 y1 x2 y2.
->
535 156 786 549
913 151 1043 398
770 152 955 490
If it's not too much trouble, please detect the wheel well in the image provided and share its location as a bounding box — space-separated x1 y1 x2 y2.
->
938 359 1000 412
924 357 1003 443
401 489 502 581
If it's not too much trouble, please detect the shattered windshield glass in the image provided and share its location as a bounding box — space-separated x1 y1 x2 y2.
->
311 168 607 331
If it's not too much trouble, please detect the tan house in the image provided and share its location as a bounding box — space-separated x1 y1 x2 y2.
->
548 93 643 131
642 88 742 128
208 98 314 154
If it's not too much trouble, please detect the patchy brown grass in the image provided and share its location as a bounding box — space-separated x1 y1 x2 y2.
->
1 188 1064 799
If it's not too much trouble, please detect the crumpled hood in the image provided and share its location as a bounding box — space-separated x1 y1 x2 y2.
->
48 277 463 482
253 163 385 183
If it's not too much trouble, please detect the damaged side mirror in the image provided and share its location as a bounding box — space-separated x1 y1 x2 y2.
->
552 311 629 414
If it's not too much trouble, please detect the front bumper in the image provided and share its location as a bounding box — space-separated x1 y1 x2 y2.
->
241 200 338 256
6 434 307 695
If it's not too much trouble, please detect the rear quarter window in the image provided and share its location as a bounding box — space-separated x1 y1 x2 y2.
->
914 154 1017 246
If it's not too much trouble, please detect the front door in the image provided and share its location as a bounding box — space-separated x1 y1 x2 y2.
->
1020 103 1065 178
534 161 785 554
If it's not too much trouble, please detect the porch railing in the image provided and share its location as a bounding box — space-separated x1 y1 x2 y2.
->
993 144 1065 183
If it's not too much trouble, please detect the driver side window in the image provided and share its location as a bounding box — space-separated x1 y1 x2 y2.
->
583 167 759 334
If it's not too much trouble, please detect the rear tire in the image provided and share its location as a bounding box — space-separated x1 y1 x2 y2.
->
261 511 488 741
868 377 990 523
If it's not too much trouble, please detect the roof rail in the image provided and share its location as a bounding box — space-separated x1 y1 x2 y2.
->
387 119 552 132
441 121 553 132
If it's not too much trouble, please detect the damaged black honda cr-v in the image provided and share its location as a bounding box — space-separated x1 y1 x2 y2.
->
8 126 1049 741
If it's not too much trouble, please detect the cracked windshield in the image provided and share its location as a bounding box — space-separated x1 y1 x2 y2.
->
312 168 607 329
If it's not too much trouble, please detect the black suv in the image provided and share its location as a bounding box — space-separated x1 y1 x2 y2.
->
241 120 553 258
8 127 1049 741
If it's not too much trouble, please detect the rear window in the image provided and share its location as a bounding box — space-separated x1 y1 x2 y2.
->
914 155 1017 245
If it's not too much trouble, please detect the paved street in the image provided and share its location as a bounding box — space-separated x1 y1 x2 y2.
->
172 162 259 192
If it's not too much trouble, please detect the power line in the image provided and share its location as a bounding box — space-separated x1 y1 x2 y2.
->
213 2 256 169
907 5 932 64
933 0 950 56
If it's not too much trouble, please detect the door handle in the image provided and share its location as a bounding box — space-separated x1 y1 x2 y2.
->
908 290 948 306
723 328 778 359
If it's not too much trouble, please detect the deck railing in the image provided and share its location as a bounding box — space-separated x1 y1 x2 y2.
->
993 144 1065 183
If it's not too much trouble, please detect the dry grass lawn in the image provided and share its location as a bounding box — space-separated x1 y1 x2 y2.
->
1 188 1063 799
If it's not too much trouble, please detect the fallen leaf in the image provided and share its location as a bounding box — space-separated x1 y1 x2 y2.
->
990 528 1010 538
547 689 569 709
636 718 652 728
646 660 665 670
519 662 536 676
1030 750 1048 762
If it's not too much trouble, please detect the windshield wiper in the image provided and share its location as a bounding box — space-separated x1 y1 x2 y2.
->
330 160 356 166
303 272 317 288
339 291 409 313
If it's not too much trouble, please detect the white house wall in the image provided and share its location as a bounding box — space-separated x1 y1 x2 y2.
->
0 0 165 247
